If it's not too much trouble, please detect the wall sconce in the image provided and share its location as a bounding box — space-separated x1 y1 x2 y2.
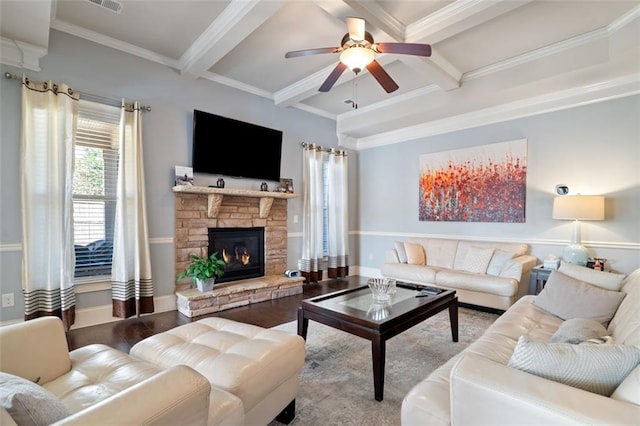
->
552 195 605 265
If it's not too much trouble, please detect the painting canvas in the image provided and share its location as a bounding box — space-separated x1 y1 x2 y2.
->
419 139 527 222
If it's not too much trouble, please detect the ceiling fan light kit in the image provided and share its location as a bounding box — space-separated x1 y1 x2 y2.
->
340 47 374 73
285 17 431 95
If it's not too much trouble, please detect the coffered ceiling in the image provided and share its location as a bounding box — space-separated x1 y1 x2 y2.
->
2 0 639 149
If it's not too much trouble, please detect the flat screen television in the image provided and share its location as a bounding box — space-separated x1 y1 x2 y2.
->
192 109 283 182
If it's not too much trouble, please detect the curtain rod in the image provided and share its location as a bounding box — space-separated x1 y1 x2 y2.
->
4 72 151 111
301 142 348 155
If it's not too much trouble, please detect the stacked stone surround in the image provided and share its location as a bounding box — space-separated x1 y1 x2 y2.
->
173 186 301 317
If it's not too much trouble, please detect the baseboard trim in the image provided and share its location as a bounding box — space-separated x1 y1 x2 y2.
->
70 294 177 330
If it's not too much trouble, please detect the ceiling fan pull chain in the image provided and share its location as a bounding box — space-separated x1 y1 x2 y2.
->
352 77 358 109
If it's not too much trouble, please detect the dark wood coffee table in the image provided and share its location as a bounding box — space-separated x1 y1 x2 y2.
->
297 282 458 401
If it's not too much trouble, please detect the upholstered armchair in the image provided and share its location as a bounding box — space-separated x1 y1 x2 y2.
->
0 317 211 425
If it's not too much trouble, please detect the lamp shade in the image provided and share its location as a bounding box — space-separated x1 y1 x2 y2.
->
340 46 374 73
552 195 604 221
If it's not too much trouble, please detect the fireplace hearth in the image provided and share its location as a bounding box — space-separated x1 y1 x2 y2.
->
209 227 264 283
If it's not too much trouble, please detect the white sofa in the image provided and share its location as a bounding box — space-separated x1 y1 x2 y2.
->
381 237 537 310
401 264 640 425
0 316 211 425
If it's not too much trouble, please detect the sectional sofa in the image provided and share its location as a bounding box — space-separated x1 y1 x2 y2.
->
402 262 640 425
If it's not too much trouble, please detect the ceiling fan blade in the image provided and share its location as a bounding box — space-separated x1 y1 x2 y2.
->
319 62 348 92
346 17 365 41
365 60 399 93
285 47 340 58
375 42 432 57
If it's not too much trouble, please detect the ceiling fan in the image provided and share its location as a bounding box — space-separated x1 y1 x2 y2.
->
284 17 431 94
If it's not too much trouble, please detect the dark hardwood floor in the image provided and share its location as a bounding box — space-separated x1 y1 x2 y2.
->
66 276 367 353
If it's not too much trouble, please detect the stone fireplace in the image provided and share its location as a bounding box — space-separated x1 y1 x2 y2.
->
173 185 303 317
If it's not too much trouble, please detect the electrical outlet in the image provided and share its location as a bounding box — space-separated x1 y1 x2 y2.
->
2 293 14 308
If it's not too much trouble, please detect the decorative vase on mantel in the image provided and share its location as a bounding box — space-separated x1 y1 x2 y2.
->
196 278 215 292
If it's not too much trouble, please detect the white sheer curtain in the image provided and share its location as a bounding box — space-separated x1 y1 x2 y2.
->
326 149 349 278
111 101 154 318
21 76 78 329
299 144 325 283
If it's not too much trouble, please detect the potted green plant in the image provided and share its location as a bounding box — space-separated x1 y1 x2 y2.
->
177 252 226 292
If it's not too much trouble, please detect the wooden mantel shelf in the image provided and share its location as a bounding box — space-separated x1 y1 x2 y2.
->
172 185 298 218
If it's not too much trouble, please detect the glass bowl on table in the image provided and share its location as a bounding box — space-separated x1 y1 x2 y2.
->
367 278 396 303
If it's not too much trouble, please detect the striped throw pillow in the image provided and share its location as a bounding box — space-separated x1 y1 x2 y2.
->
507 336 640 396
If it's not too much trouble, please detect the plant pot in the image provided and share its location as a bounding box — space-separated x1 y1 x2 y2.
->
195 278 215 292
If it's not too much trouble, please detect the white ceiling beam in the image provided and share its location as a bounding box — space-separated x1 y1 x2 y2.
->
399 0 535 91
407 0 535 44
274 63 339 107
312 0 362 24
179 0 285 79
342 0 405 42
349 74 640 150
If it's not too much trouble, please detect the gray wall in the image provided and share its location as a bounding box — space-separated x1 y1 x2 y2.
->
357 96 640 275
1 30 639 325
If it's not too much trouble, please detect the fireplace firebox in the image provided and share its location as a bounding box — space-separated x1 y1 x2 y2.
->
208 227 265 283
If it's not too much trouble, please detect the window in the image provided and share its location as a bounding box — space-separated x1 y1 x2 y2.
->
72 100 120 279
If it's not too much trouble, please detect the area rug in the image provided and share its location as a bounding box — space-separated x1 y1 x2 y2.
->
269 307 499 425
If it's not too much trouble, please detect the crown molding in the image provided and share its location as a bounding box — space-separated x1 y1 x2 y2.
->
0 38 46 71
353 74 640 150
51 20 180 69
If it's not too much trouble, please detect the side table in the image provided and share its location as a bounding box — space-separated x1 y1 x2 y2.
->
529 265 553 295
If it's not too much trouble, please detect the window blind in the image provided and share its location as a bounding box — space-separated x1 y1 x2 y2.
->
73 100 120 278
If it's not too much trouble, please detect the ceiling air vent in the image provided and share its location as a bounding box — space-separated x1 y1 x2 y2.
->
86 0 123 14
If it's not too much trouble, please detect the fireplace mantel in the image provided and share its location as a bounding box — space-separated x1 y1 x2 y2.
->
173 185 297 218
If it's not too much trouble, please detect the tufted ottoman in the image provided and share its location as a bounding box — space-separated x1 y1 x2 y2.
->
130 317 305 425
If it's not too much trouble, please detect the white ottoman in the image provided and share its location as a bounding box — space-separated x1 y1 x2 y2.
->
130 317 305 425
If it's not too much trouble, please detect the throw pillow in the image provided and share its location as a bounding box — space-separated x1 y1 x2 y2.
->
551 318 607 344
507 336 640 396
461 247 494 274
611 364 640 404
395 241 408 263
0 372 70 426
404 242 426 265
486 250 514 276
558 261 625 291
534 271 625 326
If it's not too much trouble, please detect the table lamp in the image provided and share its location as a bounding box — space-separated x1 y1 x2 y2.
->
552 195 604 265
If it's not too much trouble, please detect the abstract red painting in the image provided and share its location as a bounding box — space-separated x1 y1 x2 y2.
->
419 139 527 222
